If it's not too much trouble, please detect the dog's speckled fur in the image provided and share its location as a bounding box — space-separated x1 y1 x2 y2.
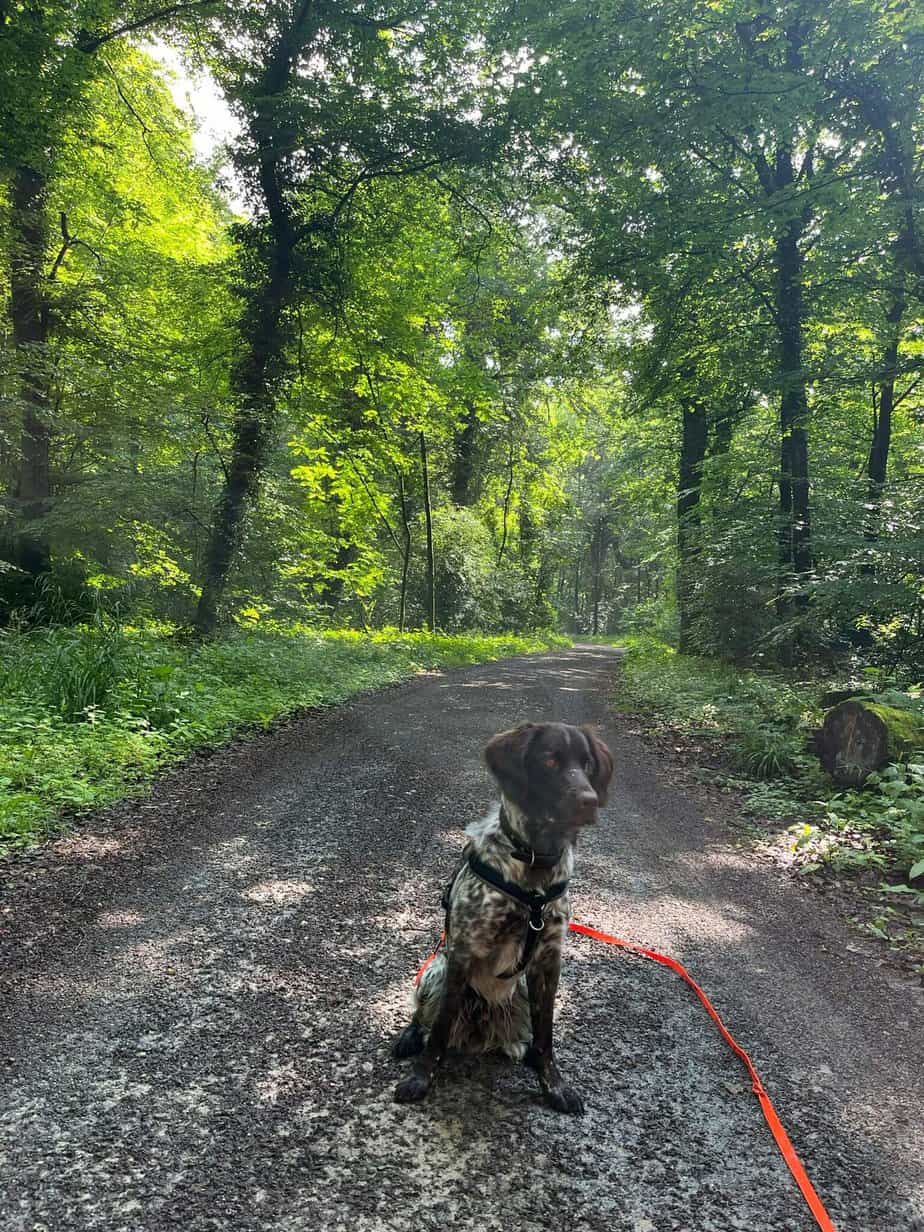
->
393 721 613 1114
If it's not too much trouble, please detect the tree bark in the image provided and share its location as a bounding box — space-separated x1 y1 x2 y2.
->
193 8 313 634
775 179 812 601
677 395 708 654
194 234 292 633
588 516 607 636
6 164 53 578
496 436 515 565
864 289 905 552
814 698 924 786
396 467 412 632
419 431 436 632
450 403 479 506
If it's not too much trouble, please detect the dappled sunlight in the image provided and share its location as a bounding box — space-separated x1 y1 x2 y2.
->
208 833 264 872
453 679 517 690
96 909 145 928
243 878 316 906
571 888 757 952
54 833 132 861
253 1060 304 1106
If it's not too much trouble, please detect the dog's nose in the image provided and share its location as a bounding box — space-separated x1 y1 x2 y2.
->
576 788 599 815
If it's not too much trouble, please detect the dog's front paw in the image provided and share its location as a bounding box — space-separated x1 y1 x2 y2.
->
545 1083 585 1115
394 1073 431 1104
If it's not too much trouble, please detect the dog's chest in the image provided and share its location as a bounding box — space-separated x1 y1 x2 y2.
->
461 894 569 1003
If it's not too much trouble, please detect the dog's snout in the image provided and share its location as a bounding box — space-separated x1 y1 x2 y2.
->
575 787 598 813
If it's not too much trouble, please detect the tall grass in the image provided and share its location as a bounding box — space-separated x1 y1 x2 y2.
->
0 625 569 853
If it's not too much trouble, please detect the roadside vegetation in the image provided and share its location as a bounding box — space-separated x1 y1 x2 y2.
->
616 636 924 969
0 621 567 854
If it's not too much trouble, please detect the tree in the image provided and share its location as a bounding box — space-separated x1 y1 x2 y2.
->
0 2 218 589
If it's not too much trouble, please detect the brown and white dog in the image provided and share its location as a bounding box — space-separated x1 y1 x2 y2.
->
393 721 613 1114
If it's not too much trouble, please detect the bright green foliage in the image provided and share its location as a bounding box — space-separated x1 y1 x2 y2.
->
0 623 568 853
617 636 924 891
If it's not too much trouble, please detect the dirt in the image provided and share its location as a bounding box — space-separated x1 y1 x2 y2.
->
1 645 922 1232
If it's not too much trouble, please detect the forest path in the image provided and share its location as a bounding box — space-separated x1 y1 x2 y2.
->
1 646 921 1232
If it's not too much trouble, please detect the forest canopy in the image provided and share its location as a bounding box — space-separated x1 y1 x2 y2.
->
1 0 922 672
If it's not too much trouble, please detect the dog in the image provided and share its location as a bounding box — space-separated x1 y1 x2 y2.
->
393 720 613 1114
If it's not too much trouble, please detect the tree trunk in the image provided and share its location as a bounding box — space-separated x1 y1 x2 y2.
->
194 241 291 634
496 436 515 565
864 289 905 553
775 199 812 599
677 395 707 654
450 403 479 506
419 431 436 632
814 699 924 786
396 468 412 633
7 164 53 578
589 517 607 636
193 10 313 635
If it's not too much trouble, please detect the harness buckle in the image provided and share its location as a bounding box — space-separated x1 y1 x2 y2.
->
528 915 545 932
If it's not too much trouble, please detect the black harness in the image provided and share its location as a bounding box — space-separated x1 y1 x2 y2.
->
441 836 570 980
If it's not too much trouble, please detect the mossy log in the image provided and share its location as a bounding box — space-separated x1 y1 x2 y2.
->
815 700 924 786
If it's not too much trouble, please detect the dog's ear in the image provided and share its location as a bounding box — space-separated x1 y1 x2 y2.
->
483 722 538 806
581 725 614 806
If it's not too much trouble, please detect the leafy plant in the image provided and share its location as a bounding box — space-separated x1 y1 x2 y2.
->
0 624 569 854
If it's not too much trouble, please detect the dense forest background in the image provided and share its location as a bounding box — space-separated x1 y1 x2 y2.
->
1 1 922 668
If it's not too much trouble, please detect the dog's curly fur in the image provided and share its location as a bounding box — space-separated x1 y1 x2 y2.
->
393 721 613 1114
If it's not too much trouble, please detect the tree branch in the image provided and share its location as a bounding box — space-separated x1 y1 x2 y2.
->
76 2 220 54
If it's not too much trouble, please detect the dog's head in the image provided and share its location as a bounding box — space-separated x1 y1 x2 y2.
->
483 722 614 847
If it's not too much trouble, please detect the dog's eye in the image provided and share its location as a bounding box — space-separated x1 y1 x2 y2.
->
542 755 559 770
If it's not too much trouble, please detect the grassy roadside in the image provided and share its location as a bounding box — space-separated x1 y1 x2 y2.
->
613 635 924 972
0 624 569 855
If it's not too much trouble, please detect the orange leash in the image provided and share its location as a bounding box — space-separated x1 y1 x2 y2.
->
414 932 445 985
410 923 837 1232
568 922 837 1232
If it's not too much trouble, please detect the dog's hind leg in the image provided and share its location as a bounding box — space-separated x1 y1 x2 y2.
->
392 953 445 1059
394 953 467 1104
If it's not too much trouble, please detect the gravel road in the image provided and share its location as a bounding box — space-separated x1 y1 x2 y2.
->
1 645 921 1232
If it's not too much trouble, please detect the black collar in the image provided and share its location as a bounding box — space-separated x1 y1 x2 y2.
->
499 805 564 870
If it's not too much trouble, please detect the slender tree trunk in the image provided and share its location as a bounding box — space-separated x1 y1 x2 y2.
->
396 469 412 632
589 517 606 636
450 403 479 505
496 437 515 565
774 160 812 626
519 502 535 564
7 164 53 578
677 396 708 654
419 431 436 632
864 290 905 554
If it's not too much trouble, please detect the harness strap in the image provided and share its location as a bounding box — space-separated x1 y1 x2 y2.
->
466 853 569 978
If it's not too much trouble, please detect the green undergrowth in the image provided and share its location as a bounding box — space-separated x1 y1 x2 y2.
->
0 623 569 854
616 636 924 961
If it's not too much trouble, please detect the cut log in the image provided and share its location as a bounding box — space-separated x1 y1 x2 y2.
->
815 700 924 786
